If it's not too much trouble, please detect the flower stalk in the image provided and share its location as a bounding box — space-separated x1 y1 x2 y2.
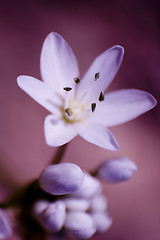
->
51 143 68 165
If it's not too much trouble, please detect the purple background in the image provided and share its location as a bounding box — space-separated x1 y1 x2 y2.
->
0 0 160 239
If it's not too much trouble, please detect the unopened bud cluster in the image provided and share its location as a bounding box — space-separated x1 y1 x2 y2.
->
34 163 112 239
0 157 136 239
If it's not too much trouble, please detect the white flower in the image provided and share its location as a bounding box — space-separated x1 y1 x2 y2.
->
17 32 157 150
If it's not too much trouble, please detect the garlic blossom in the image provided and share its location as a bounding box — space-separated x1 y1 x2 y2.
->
17 32 156 150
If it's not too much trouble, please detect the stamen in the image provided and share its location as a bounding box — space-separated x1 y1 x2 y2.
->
91 103 96 112
74 78 80 84
63 87 72 91
95 72 100 81
65 108 73 117
99 92 105 102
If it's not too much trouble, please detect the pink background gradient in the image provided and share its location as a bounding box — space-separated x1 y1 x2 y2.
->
0 0 160 239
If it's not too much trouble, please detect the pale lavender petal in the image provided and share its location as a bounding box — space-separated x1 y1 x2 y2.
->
44 115 77 147
17 75 61 114
40 32 79 91
91 212 112 234
0 210 12 239
39 163 84 195
71 172 102 199
76 45 124 103
97 157 137 183
39 201 66 232
75 118 119 150
95 89 157 127
65 212 96 239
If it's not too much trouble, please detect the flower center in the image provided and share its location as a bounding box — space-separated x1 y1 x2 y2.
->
62 74 105 124
63 98 90 124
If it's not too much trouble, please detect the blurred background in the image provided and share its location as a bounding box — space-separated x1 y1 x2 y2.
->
0 0 159 239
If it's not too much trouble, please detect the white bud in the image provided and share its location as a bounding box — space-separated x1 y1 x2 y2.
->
63 197 90 212
39 163 84 195
0 210 12 239
33 200 50 218
91 212 112 233
90 194 108 213
65 212 96 239
72 172 102 199
97 157 137 183
39 201 66 232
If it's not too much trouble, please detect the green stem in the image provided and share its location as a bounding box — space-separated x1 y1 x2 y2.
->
51 143 68 164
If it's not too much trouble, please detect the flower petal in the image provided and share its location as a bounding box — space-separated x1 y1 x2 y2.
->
75 119 119 151
40 32 79 91
95 89 157 127
44 115 77 147
17 75 61 114
77 45 124 102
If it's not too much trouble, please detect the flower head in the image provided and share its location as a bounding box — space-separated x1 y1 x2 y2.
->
17 32 157 150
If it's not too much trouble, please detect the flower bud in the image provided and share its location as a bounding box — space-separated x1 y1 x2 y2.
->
65 212 96 239
38 201 66 232
0 210 12 239
97 157 137 183
72 172 102 199
39 163 84 195
32 200 50 218
63 198 90 212
90 194 108 213
91 212 112 233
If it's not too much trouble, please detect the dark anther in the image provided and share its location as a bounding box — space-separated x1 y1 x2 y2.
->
74 78 80 84
95 72 100 81
91 103 96 112
99 92 104 102
63 87 72 91
65 108 73 117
